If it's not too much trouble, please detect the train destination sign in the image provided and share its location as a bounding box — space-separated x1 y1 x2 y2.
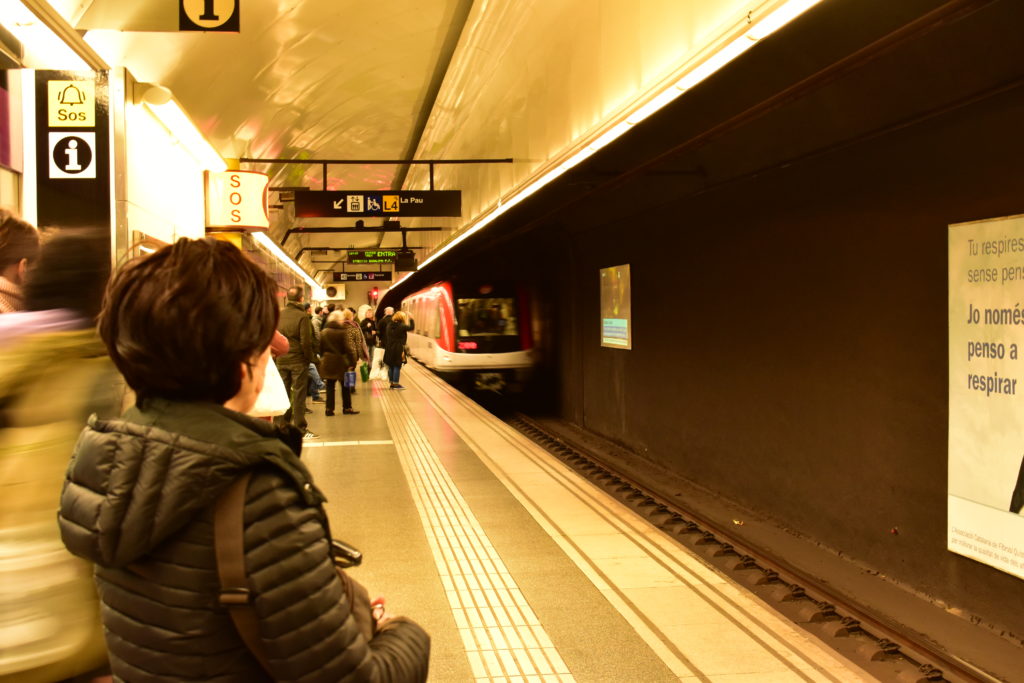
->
332 272 392 282
347 250 396 264
294 190 461 218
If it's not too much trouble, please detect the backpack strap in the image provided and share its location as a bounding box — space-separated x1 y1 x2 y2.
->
213 472 274 676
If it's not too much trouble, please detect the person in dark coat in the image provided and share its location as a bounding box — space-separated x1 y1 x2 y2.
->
57 238 431 682
320 308 368 415
276 286 316 438
384 310 414 389
376 306 394 360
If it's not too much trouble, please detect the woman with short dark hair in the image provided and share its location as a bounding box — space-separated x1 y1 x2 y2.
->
0 209 41 313
58 238 430 681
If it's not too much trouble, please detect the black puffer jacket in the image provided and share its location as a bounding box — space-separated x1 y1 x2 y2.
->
58 399 430 682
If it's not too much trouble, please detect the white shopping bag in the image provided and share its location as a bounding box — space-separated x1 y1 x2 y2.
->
249 353 291 418
368 347 387 380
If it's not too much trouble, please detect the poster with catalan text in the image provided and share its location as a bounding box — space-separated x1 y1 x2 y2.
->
948 214 1024 580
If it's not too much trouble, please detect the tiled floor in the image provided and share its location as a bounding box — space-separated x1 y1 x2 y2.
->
301 365 877 682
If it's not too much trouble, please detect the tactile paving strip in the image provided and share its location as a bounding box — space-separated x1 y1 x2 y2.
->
380 386 575 683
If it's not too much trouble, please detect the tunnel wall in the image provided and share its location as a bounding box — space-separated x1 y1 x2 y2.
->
552 58 1024 634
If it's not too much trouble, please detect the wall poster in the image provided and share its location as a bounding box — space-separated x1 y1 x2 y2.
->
600 264 631 349
949 214 1024 580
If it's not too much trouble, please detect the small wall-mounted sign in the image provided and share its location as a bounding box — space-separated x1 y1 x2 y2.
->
47 80 95 127
48 132 96 179
205 170 269 229
180 0 240 32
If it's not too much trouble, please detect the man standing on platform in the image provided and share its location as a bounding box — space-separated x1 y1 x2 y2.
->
276 287 318 439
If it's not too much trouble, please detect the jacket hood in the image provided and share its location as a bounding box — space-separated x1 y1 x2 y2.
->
60 399 320 568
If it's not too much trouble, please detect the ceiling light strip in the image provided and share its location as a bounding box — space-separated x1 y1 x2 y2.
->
401 0 824 286
20 0 109 70
251 231 322 294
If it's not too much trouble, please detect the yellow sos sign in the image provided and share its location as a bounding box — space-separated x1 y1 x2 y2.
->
48 80 95 127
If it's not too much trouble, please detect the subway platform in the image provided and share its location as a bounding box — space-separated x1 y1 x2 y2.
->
299 362 874 682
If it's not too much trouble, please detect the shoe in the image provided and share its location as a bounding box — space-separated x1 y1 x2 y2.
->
302 431 319 440
305 408 313 414
343 408 360 415
325 411 335 416
392 384 405 390
312 397 325 403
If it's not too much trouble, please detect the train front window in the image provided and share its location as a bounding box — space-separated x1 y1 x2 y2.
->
456 298 518 337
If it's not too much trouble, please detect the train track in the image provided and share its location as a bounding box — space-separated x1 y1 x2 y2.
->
506 413 998 683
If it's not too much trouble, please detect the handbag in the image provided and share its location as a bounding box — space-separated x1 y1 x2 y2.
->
343 370 357 388
359 362 370 382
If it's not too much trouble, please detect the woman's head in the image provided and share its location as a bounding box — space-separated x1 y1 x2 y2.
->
24 229 110 321
341 308 355 322
392 311 407 323
327 309 345 325
0 209 41 284
98 238 278 405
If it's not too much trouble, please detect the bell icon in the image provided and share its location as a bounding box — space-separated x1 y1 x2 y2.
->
58 84 85 106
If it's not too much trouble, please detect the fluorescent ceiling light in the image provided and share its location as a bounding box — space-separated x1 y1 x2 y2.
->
0 0 89 69
142 96 226 172
409 0 825 284
252 231 320 291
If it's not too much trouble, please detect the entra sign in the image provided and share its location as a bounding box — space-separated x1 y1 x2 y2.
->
205 170 270 230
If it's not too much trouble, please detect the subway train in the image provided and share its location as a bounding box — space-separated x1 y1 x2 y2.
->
400 280 538 392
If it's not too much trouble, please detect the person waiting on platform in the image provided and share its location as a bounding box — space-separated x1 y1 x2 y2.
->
0 209 41 313
57 238 431 682
321 308 368 415
276 286 317 439
384 310 414 389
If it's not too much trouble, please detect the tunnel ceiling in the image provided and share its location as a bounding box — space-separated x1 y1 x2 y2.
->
49 0 855 282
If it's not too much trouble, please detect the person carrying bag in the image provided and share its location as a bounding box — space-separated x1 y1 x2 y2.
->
57 238 430 682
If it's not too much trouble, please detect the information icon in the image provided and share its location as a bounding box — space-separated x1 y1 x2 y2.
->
48 132 96 179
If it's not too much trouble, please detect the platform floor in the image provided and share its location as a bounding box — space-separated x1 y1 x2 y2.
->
300 363 876 682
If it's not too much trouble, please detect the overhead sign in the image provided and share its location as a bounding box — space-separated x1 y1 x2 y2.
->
294 190 461 218
332 272 392 282
47 80 95 127
205 170 269 229
180 0 240 31
347 250 396 264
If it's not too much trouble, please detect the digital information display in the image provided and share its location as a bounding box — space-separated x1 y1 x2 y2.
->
600 264 631 349
347 250 396 264
948 214 1024 579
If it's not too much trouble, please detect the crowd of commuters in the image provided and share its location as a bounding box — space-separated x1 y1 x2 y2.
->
0 212 430 681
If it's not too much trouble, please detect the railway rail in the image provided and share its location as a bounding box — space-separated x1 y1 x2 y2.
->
506 413 998 683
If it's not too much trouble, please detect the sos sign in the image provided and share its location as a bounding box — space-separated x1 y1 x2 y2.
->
47 80 96 127
205 170 270 229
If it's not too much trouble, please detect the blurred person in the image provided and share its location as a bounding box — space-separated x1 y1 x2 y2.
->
0 209 41 313
0 229 116 682
384 310 414 390
57 238 431 681
276 286 317 439
321 308 368 416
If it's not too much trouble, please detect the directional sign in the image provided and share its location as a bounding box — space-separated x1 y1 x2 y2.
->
295 190 461 218
347 250 396 264
332 272 392 282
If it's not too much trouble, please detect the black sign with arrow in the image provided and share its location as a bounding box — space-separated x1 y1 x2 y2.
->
295 190 461 218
